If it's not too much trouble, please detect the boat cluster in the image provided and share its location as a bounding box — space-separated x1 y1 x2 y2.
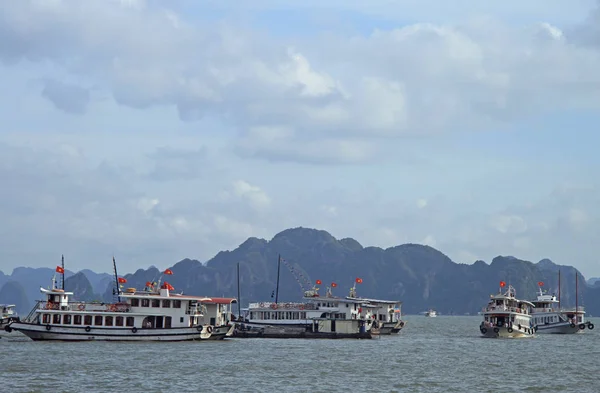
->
479 279 594 338
1 258 405 341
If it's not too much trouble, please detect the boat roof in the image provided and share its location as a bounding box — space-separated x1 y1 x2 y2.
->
489 295 535 307
349 297 402 305
201 297 237 305
120 291 213 302
41 287 74 296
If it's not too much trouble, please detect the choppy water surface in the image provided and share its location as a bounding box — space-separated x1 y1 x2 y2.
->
2 316 600 393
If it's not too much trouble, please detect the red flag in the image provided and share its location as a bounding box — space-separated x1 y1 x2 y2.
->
538 281 544 287
145 281 152 287
56 266 64 274
355 277 363 284
500 281 506 288
331 282 337 288
164 269 173 275
315 279 322 285
117 277 127 284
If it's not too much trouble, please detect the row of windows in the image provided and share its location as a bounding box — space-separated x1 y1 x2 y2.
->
130 298 182 308
42 313 136 327
250 311 308 320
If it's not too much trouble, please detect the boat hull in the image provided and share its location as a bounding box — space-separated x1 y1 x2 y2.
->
8 322 218 341
479 325 535 338
536 321 594 334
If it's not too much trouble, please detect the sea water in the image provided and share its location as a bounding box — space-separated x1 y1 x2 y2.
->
1 316 599 392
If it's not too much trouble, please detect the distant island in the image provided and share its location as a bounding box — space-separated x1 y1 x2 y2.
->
1 227 599 316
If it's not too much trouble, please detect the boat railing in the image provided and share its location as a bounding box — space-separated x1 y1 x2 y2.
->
38 301 131 313
249 302 317 310
533 307 556 313
483 306 529 314
561 306 585 313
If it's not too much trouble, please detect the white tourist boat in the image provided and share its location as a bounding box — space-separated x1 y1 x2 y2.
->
479 282 536 338
530 276 594 334
345 285 405 334
425 309 437 317
6 261 237 341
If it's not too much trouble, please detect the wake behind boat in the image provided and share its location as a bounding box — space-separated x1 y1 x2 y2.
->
479 281 536 338
7 257 236 341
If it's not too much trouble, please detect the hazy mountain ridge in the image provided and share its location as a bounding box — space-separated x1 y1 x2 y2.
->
1 227 599 315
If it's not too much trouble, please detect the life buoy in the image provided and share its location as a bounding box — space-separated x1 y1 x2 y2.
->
481 327 487 334
207 326 213 333
85 326 91 332
299 305 305 310
507 327 513 333
579 323 586 330
270 303 278 310
259 303 265 308
131 327 138 333
588 323 594 330
78 304 85 311
46 302 53 310
196 325 203 332
45 324 51 331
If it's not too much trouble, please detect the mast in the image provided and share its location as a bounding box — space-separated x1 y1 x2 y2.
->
113 256 121 302
275 254 281 305
237 262 241 320
575 271 578 318
61 254 65 290
558 269 561 309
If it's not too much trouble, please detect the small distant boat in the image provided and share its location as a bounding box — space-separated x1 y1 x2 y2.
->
479 281 535 338
425 309 437 317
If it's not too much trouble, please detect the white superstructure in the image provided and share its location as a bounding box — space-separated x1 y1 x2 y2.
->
479 282 535 338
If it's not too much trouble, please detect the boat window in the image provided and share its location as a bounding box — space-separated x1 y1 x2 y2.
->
84 315 92 325
94 316 103 326
173 300 182 308
105 316 114 326
131 298 140 307
180 317 184 323
141 299 150 307
126 317 134 326
152 299 160 307
53 314 61 324
73 315 82 325
115 316 124 326
164 316 172 328
42 314 50 324
63 315 72 324
162 300 171 308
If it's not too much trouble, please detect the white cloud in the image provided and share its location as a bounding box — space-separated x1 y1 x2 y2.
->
2 1 600 163
1 0 600 279
231 180 271 209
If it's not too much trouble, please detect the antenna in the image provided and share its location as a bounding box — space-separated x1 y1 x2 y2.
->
237 262 241 320
61 254 65 290
275 255 281 304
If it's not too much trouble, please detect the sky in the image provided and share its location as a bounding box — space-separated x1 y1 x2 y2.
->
1 0 599 278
